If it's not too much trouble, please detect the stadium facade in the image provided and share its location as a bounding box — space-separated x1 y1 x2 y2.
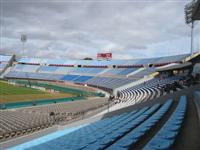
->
0 0 200 149
0 51 200 150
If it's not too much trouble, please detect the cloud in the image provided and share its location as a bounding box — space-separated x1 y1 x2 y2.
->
0 0 199 59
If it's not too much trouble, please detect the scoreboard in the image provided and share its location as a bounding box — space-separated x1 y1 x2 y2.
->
97 53 112 60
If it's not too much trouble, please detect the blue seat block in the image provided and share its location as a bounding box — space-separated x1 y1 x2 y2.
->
145 138 173 150
157 130 177 140
164 124 181 131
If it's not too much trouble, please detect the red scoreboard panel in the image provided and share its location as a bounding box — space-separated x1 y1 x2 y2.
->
97 53 112 60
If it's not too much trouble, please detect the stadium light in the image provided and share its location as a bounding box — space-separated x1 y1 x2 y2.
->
184 0 198 55
20 34 27 56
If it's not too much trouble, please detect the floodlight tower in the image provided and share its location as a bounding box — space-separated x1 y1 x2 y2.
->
185 1 195 55
191 21 194 55
21 34 27 56
185 0 200 55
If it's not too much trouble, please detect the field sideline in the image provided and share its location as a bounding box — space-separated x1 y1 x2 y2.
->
0 81 75 103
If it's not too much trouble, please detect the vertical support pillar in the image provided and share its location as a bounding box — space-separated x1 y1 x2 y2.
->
191 21 194 55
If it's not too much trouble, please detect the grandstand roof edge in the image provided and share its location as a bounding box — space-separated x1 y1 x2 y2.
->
15 53 191 62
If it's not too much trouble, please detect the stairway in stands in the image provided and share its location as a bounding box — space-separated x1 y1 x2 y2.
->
110 77 182 112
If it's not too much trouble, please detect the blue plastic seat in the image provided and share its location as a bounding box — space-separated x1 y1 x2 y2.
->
144 138 173 150
157 130 177 140
143 96 187 150
107 100 173 150
163 124 181 131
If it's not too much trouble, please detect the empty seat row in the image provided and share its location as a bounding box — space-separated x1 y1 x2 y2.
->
108 99 173 150
103 68 138 76
5 71 135 89
25 99 178 150
114 77 182 110
0 98 107 142
14 64 40 72
143 96 187 150
86 77 135 89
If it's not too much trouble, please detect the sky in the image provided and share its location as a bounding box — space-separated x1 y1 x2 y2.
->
0 0 199 60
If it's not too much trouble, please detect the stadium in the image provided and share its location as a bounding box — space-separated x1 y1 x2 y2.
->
0 0 200 150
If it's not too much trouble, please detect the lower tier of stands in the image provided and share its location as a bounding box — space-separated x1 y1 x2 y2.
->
0 98 108 142
19 96 186 150
0 110 54 141
143 96 187 150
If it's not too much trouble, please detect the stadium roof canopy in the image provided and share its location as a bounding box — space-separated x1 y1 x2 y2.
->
155 62 192 72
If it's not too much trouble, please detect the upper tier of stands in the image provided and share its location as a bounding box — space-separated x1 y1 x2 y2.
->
0 55 13 62
11 64 138 76
14 64 40 72
130 67 155 78
0 55 13 74
103 68 139 75
17 54 189 66
4 53 191 91
86 76 136 89
0 63 8 73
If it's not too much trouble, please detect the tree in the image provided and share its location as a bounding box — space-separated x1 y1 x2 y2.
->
83 57 93 60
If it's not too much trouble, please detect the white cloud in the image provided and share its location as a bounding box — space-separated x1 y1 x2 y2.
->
0 0 199 59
